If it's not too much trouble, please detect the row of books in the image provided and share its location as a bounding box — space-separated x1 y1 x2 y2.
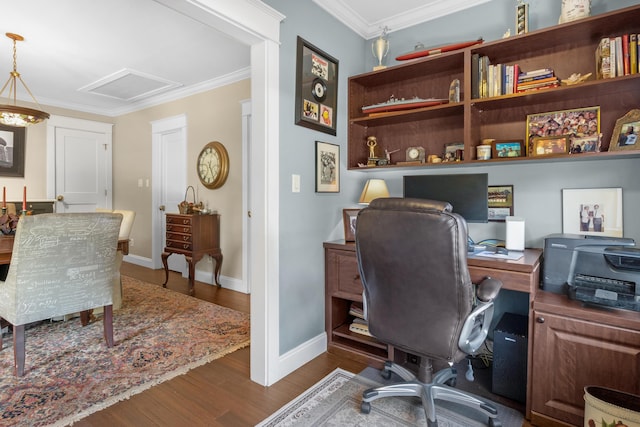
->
471 54 559 98
347 302 372 337
596 34 639 79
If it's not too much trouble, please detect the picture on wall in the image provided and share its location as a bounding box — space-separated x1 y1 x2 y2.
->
0 124 26 177
562 187 623 237
315 141 339 193
488 185 514 221
295 37 339 135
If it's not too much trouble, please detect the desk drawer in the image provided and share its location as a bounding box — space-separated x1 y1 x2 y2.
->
327 249 363 295
166 240 193 251
469 266 534 294
166 232 192 243
166 224 192 234
166 215 193 226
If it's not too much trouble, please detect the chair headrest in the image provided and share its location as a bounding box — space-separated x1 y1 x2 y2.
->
367 197 453 213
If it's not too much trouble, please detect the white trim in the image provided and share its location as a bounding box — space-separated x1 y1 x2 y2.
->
240 99 251 295
277 333 328 379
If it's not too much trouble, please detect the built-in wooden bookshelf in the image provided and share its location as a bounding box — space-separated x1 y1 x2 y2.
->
347 4 640 170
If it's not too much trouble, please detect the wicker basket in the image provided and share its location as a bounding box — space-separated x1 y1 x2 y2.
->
584 386 640 427
178 186 203 214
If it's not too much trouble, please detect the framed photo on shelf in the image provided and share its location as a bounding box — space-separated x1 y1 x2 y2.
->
488 185 514 221
342 208 360 242
443 142 464 162
315 141 340 193
525 106 600 155
562 188 623 237
491 140 525 158
295 37 339 136
608 109 640 152
0 124 26 177
530 135 571 157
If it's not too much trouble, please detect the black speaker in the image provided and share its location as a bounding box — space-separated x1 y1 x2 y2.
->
492 312 528 403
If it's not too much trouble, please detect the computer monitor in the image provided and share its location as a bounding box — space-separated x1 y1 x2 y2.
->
403 173 489 223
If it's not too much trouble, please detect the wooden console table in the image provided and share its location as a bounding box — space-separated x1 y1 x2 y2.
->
162 213 222 295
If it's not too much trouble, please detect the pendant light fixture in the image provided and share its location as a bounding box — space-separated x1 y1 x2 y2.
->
0 33 49 127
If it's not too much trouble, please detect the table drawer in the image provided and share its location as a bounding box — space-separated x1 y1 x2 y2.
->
166 240 193 251
166 215 193 226
166 224 192 234
166 232 192 243
327 250 363 295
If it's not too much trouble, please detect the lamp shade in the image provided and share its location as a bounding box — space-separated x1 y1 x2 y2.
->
359 179 389 204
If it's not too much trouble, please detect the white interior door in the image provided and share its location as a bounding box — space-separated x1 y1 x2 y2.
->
47 116 113 213
151 114 187 271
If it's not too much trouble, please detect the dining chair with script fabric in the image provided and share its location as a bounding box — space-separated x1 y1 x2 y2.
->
0 212 122 376
356 198 503 426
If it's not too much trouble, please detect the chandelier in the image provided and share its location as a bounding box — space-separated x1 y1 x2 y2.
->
0 33 49 127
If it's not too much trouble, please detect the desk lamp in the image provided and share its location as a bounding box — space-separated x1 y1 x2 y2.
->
359 179 389 205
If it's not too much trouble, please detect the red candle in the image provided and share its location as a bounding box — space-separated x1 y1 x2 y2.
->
22 186 26 211
2 186 5 208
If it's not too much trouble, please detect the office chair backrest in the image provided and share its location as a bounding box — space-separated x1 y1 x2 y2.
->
356 197 474 363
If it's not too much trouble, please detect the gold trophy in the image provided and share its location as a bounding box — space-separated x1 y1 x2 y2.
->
372 26 389 71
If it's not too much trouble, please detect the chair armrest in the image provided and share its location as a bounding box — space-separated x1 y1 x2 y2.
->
476 276 502 302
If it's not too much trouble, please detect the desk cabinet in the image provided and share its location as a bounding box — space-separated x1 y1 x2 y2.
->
162 213 222 295
530 292 640 427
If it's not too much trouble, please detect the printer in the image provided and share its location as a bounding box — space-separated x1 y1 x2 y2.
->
542 234 640 312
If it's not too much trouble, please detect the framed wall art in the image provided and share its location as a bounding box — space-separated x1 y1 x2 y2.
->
488 185 514 221
562 187 623 237
491 140 525 158
608 109 640 152
342 208 360 242
0 124 25 177
526 106 600 155
295 37 339 136
315 141 339 193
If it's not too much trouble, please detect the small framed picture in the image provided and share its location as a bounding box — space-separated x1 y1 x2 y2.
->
491 140 525 158
562 188 623 237
315 141 339 193
0 124 26 177
608 109 640 152
342 208 360 242
443 142 464 162
570 135 600 153
516 2 528 35
488 185 514 221
531 135 570 156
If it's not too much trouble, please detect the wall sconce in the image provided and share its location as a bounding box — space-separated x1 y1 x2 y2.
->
359 179 389 205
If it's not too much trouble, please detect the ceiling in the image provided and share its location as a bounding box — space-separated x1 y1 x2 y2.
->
1 0 487 117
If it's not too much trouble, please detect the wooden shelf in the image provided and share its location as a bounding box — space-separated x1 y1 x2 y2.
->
347 4 640 170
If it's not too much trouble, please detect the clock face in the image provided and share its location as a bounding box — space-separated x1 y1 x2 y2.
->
197 141 229 189
408 148 419 159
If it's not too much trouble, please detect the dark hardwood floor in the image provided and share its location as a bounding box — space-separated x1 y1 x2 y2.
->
74 262 367 427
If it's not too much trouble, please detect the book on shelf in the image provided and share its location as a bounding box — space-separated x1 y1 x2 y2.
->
631 34 638 75
349 318 373 337
595 34 640 79
348 302 365 320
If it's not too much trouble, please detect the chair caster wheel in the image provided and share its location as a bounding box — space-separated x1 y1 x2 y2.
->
489 417 502 427
361 401 371 414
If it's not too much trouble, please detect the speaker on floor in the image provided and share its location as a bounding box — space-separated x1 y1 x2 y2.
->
492 312 528 403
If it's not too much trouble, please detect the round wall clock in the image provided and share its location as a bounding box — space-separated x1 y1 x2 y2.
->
197 141 229 189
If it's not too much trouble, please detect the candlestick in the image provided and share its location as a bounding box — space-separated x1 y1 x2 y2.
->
23 186 26 211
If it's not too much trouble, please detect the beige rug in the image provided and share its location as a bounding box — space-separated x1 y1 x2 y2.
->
258 367 525 426
0 276 250 427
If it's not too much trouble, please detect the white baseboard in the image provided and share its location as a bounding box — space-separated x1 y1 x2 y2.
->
123 254 247 294
277 332 327 380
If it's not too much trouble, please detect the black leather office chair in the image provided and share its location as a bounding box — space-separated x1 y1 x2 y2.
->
355 198 503 426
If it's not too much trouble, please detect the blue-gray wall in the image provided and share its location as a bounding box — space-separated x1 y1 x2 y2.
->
265 0 640 355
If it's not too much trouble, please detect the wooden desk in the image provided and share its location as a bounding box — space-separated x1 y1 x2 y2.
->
323 241 542 417
162 213 222 296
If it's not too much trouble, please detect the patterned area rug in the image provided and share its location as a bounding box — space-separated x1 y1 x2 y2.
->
0 276 250 427
258 367 525 426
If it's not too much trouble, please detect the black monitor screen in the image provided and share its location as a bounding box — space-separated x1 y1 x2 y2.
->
403 173 488 223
